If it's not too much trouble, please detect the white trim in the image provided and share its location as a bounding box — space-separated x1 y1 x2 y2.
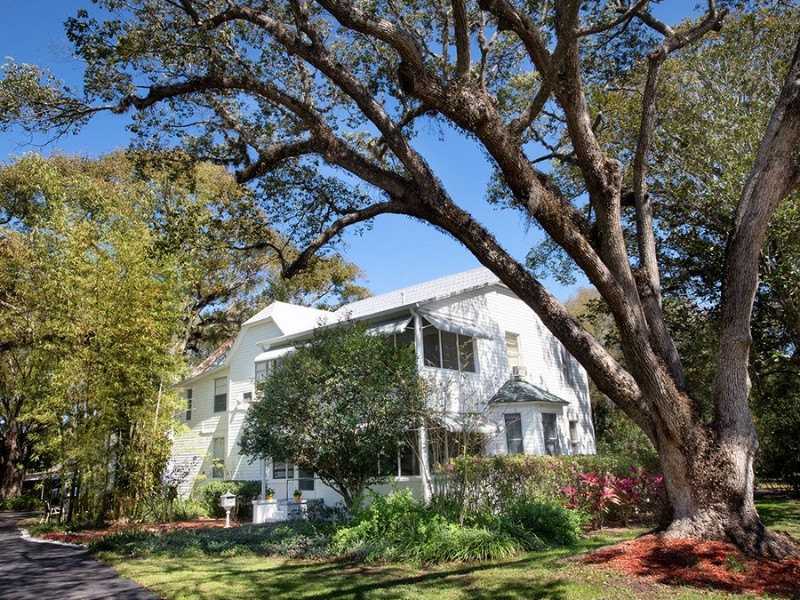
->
254 347 294 363
368 315 413 336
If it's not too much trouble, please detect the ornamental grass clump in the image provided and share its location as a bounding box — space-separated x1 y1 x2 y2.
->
332 490 526 564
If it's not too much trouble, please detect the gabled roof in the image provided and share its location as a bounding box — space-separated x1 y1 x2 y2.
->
489 379 569 405
186 302 330 381
332 267 501 321
190 336 235 377
244 301 330 328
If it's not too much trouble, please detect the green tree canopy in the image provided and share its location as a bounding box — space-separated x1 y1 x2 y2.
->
0 151 368 518
0 153 186 516
240 323 424 509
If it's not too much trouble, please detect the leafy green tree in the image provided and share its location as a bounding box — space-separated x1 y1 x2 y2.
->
0 154 186 517
0 152 368 516
2 1 800 554
582 9 800 481
240 323 424 510
62 151 369 360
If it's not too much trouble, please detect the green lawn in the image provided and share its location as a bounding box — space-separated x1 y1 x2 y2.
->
755 496 800 537
101 498 799 600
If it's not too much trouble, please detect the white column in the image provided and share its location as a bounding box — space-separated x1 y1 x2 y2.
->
412 310 433 503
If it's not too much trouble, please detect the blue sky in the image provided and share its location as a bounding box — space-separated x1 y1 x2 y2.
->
0 1 589 298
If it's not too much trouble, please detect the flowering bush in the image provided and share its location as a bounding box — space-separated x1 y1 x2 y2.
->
434 455 664 528
560 466 664 527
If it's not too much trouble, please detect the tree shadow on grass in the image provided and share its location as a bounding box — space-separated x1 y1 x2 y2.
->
230 555 567 600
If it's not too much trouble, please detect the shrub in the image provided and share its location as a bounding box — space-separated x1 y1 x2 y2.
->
562 466 665 527
407 522 522 563
434 454 664 527
172 499 208 521
88 521 331 559
0 495 41 511
331 490 524 564
199 480 262 519
501 499 586 547
305 500 350 524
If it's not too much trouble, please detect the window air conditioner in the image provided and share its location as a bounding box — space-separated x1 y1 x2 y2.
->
511 365 528 378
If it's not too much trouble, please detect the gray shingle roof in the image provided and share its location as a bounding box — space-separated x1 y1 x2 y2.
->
490 379 569 405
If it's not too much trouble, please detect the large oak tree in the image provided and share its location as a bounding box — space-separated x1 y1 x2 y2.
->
1 1 799 555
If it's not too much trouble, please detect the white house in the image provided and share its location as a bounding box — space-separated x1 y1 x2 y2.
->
170 268 596 506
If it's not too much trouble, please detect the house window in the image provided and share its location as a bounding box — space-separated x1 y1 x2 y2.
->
542 413 561 456
184 388 193 421
504 413 524 454
569 420 579 454
214 378 227 413
272 460 294 479
378 443 420 478
255 359 280 383
422 319 476 372
505 333 521 368
298 467 315 491
211 437 225 479
560 345 576 388
399 444 420 477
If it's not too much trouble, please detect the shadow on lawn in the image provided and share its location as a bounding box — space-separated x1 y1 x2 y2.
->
217 555 568 600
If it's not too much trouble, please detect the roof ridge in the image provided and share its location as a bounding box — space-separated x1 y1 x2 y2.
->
332 267 499 320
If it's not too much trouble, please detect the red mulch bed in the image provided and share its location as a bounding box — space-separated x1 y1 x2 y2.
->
35 518 238 545
584 534 800 597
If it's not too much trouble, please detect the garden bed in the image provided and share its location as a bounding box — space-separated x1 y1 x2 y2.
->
584 534 800 597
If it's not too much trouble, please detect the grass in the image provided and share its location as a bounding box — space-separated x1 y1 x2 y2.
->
97 498 799 600
755 495 800 537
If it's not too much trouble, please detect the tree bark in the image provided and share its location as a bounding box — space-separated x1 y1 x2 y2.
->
0 420 26 498
656 415 797 557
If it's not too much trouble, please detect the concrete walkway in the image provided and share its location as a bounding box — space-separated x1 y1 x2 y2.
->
0 511 159 599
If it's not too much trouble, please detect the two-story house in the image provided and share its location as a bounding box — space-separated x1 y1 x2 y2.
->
170 268 596 505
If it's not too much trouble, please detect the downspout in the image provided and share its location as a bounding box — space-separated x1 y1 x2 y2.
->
411 309 433 503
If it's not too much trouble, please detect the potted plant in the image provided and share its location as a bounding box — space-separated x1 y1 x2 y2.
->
265 487 275 501
293 489 302 502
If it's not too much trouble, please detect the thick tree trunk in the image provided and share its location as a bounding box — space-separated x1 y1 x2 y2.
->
655 404 798 557
0 421 26 498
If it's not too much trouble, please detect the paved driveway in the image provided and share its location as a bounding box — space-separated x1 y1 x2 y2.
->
0 511 159 599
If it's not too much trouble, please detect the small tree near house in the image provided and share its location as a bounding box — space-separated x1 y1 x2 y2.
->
240 323 425 510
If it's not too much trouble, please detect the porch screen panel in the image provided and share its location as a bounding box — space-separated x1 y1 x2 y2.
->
440 330 460 370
